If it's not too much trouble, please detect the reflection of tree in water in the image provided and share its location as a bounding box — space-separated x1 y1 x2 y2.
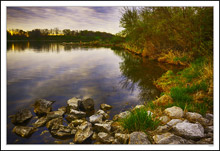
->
112 48 177 102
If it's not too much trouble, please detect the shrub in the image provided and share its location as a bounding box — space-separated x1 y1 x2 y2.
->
119 108 160 133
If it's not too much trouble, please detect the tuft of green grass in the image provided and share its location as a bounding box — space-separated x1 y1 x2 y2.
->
119 108 160 133
173 56 188 62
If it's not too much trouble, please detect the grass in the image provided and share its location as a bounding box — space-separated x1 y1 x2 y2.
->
119 108 161 133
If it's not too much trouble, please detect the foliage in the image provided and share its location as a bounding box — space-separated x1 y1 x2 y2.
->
119 108 160 133
120 7 213 58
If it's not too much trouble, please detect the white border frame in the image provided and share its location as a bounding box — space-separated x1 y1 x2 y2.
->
1 1 219 150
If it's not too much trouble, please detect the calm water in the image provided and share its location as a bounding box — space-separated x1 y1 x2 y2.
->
7 41 180 144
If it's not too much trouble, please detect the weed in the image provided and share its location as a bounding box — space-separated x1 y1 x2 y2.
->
119 108 160 133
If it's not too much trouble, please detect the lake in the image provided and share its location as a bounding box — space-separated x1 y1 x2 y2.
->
7 41 180 144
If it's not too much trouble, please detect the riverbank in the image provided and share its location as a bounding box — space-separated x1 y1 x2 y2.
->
9 97 213 144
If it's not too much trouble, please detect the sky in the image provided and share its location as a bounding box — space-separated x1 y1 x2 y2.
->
7 7 124 34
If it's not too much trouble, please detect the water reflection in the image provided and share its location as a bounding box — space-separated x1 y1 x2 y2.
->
7 42 180 144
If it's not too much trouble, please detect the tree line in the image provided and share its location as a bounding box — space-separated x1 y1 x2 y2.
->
7 28 124 44
119 7 213 57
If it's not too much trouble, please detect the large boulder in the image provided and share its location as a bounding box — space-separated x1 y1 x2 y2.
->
94 123 111 133
89 114 103 124
100 104 112 111
153 132 192 144
78 98 94 111
97 132 114 144
12 126 37 137
173 121 205 139
74 121 93 143
9 109 33 124
33 99 55 115
66 97 81 112
164 106 184 119
129 132 151 144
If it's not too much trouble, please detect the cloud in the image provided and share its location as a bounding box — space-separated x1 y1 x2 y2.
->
7 6 124 34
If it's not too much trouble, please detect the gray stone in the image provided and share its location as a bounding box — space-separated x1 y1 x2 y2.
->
166 119 183 127
97 132 114 144
129 132 151 144
12 126 37 138
115 133 129 144
65 110 86 122
89 114 103 124
74 121 93 143
154 125 170 133
33 116 47 127
94 123 111 133
78 98 94 111
46 110 64 120
33 99 55 115
205 113 213 121
58 106 66 113
67 97 81 112
153 132 192 144
111 122 124 133
185 112 202 122
164 106 184 118
46 117 63 129
204 126 213 133
113 111 131 121
100 104 112 111
51 125 73 137
91 132 98 140
68 119 85 127
196 138 213 144
159 116 171 125
96 109 109 120
173 122 205 139
9 109 33 124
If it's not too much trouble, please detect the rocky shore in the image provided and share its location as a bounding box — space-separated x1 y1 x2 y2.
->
9 97 213 144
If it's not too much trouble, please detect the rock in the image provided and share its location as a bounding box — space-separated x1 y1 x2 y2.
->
154 125 170 133
12 126 37 137
40 130 49 136
9 109 33 124
78 98 94 111
198 117 210 127
33 116 47 127
46 110 64 120
164 106 184 118
205 113 213 121
74 121 93 143
97 132 114 144
153 94 173 106
173 122 205 139
205 132 213 138
68 119 85 127
58 106 66 113
100 104 112 111
94 123 111 133
129 132 151 144
153 132 192 144
89 114 103 124
159 116 171 124
96 110 109 120
113 111 131 121
185 112 202 122
33 99 55 115
67 97 81 113
133 105 145 111
51 125 73 137
204 126 213 133
115 133 129 144
69 109 86 118
65 109 86 122
69 142 75 144
196 138 213 144
111 122 124 133
91 132 98 140
112 139 121 144
46 117 63 129
94 141 102 144
166 119 183 127
71 129 77 135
